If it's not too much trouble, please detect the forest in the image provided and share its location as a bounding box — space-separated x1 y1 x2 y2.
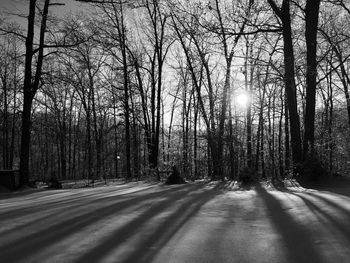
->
3 1 350 262
1 0 350 186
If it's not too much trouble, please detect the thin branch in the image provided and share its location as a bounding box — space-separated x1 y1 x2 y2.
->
267 0 282 18
49 3 65 6
316 53 350 84
0 28 26 40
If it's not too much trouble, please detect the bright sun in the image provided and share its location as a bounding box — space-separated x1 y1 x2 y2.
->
235 92 250 109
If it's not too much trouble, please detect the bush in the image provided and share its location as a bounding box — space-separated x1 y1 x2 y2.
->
296 156 329 183
165 166 186 185
238 167 256 184
47 177 62 189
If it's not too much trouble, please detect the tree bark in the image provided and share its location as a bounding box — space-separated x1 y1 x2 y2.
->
303 0 321 159
267 0 302 165
20 0 50 185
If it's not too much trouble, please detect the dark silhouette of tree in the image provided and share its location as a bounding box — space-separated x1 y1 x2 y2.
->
303 0 322 159
0 0 87 185
19 0 51 185
267 0 302 166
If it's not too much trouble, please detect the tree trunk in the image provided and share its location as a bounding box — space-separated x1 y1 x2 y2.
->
113 101 119 178
194 92 199 179
284 94 290 174
2 67 9 169
278 91 284 178
303 0 321 159
91 87 101 179
19 0 36 185
10 79 17 169
19 0 50 185
246 42 253 169
267 0 302 166
19 94 33 185
122 49 131 179
282 14 302 164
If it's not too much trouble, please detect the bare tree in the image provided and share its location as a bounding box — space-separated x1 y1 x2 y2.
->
267 0 302 166
303 0 322 158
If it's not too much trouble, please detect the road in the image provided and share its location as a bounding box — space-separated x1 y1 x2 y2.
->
1 180 350 263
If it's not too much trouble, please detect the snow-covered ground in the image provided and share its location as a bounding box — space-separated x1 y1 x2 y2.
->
1 180 350 263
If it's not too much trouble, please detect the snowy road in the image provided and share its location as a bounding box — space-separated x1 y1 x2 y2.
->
1 181 350 263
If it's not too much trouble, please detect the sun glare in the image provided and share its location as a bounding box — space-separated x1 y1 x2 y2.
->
235 92 250 109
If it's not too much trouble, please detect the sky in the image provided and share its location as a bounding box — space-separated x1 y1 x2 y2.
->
0 0 27 26
0 0 87 28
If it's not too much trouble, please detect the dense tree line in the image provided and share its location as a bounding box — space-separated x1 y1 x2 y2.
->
1 0 350 185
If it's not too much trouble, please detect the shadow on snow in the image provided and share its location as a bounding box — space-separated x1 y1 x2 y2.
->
0 182 224 262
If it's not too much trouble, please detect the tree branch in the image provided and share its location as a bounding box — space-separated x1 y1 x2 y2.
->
0 28 26 40
267 0 282 18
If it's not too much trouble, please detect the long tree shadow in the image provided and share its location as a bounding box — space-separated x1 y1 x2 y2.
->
290 192 350 244
303 176 350 198
255 183 324 263
0 183 202 262
120 183 223 263
306 191 350 218
0 185 170 238
0 183 157 216
0 184 157 220
0 180 140 200
0 186 157 238
75 183 225 263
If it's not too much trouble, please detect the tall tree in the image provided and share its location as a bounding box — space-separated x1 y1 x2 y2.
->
1 0 83 185
303 0 322 159
142 0 171 175
97 0 132 179
211 0 253 177
19 0 50 185
170 4 219 178
267 0 302 165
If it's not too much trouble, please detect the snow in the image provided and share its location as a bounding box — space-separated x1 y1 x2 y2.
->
1 181 350 262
